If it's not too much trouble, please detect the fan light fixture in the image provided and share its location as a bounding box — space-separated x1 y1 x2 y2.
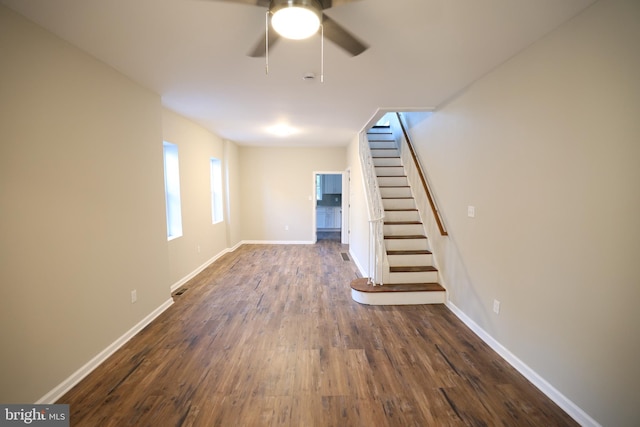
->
271 0 321 40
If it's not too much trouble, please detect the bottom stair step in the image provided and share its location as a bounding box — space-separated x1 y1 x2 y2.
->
350 278 445 305
351 279 444 293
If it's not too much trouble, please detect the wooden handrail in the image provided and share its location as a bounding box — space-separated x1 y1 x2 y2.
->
396 112 448 236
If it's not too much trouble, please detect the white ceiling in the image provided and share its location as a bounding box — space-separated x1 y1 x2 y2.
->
1 0 595 146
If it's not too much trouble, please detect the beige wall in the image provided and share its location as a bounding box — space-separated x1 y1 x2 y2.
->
0 6 171 403
405 0 640 425
162 109 233 286
238 146 347 242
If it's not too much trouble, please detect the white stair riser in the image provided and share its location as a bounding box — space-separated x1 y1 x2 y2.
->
382 198 416 210
351 289 446 305
384 223 424 235
388 254 433 266
385 210 420 222
388 271 439 284
373 158 402 167
377 176 408 187
380 187 412 198
370 149 399 158
369 140 396 149
367 128 392 134
385 238 428 251
375 167 405 177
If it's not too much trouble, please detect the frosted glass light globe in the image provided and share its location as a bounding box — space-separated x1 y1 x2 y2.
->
272 7 321 40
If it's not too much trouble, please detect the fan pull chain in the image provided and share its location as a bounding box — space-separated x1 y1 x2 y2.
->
320 24 324 83
265 11 269 75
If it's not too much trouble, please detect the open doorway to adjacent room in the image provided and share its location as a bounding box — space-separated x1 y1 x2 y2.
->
314 172 345 242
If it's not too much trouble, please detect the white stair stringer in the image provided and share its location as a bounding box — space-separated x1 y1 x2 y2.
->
351 127 446 305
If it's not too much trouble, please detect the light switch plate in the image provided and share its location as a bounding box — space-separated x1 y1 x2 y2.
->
468 206 476 218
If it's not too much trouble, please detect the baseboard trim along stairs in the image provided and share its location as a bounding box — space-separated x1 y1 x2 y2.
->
351 125 446 305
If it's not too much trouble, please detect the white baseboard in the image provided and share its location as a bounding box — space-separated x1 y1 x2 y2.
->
170 248 232 292
36 298 174 404
445 301 600 427
240 240 315 245
229 241 243 252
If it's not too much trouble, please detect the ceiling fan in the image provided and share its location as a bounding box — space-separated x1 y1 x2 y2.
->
209 0 369 57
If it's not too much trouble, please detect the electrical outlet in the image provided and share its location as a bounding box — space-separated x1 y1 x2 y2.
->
493 299 500 314
285 225 289 230
131 290 137 304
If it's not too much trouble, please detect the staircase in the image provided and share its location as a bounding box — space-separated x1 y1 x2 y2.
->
351 125 446 305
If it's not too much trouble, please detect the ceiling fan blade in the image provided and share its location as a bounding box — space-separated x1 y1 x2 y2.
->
247 26 281 57
321 14 368 56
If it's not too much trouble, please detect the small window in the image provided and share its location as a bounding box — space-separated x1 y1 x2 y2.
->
163 142 183 240
210 158 223 224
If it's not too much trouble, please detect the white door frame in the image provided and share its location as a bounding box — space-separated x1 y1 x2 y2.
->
341 168 350 244
313 170 349 243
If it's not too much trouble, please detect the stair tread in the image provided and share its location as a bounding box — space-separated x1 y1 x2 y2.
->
351 278 444 293
384 208 419 212
384 234 426 239
384 221 422 225
382 196 413 199
387 249 432 255
390 265 438 273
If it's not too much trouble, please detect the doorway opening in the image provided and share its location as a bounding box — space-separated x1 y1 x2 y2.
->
315 173 343 242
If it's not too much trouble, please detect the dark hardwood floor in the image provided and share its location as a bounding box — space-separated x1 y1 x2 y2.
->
59 241 577 426
316 230 341 241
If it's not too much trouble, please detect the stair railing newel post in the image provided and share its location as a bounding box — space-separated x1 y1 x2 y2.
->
359 132 385 286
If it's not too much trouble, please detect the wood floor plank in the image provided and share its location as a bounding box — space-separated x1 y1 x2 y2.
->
58 242 577 426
